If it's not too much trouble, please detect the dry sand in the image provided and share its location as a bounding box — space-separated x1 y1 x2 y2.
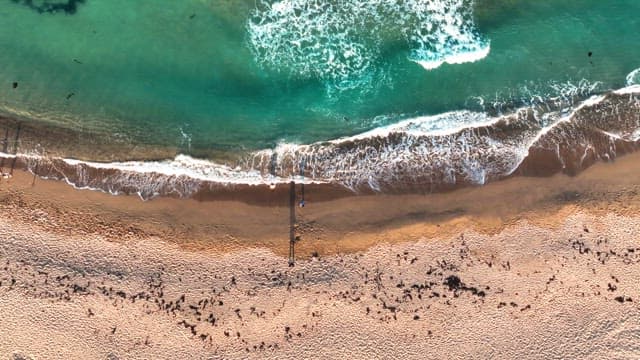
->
1 153 640 358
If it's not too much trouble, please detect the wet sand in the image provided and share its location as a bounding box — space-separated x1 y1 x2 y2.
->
1 149 640 358
1 87 639 200
3 150 640 256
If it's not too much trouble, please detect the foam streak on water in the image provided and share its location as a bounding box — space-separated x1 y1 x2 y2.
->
5 86 639 200
247 0 489 90
627 68 640 86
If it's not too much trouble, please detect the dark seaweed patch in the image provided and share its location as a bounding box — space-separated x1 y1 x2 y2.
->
10 0 87 15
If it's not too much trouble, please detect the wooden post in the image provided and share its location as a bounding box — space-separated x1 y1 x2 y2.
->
9 123 21 175
299 161 305 207
32 164 38 187
0 127 8 173
289 181 296 267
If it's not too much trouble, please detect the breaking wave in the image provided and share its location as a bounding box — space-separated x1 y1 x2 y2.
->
628 68 640 86
247 0 489 90
3 86 640 200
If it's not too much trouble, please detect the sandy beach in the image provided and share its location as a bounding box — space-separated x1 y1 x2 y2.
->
2 150 640 358
2 1 639 357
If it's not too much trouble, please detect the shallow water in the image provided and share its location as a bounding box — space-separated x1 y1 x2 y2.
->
0 0 639 190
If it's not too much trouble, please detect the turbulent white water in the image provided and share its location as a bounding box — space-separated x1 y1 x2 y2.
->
4 85 639 200
627 68 640 86
247 0 489 90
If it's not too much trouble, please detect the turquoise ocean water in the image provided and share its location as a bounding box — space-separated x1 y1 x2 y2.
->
0 0 639 194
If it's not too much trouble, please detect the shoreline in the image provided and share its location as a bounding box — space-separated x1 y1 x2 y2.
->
3 1 640 356
2 86 639 199
2 149 640 258
2 102 640 359
2 175 640 358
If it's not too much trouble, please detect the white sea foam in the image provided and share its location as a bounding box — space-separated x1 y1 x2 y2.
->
336 110 496 141
404 0 490 71
247 0 489 90
413 44 491 70
468 79 602 117
615 84 640 95
247 0 377 90
250 108 542 191
626 68 640 86
4 87 638 198
60 154 319 186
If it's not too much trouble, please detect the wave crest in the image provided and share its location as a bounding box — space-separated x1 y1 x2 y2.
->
247 0 489 90
627 68 640 86
4 87 639 200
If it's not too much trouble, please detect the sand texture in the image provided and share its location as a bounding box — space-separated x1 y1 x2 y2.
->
1 211 640 359
1 153 640 358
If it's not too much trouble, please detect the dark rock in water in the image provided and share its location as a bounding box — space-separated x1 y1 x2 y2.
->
10 0 87 15
12 82 18 89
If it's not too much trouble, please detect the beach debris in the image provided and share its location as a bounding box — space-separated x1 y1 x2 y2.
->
571 240 591 254
444 275 462 291
614 296 632 303
2 192 640 356
443 275 486 298
10 352 34 360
